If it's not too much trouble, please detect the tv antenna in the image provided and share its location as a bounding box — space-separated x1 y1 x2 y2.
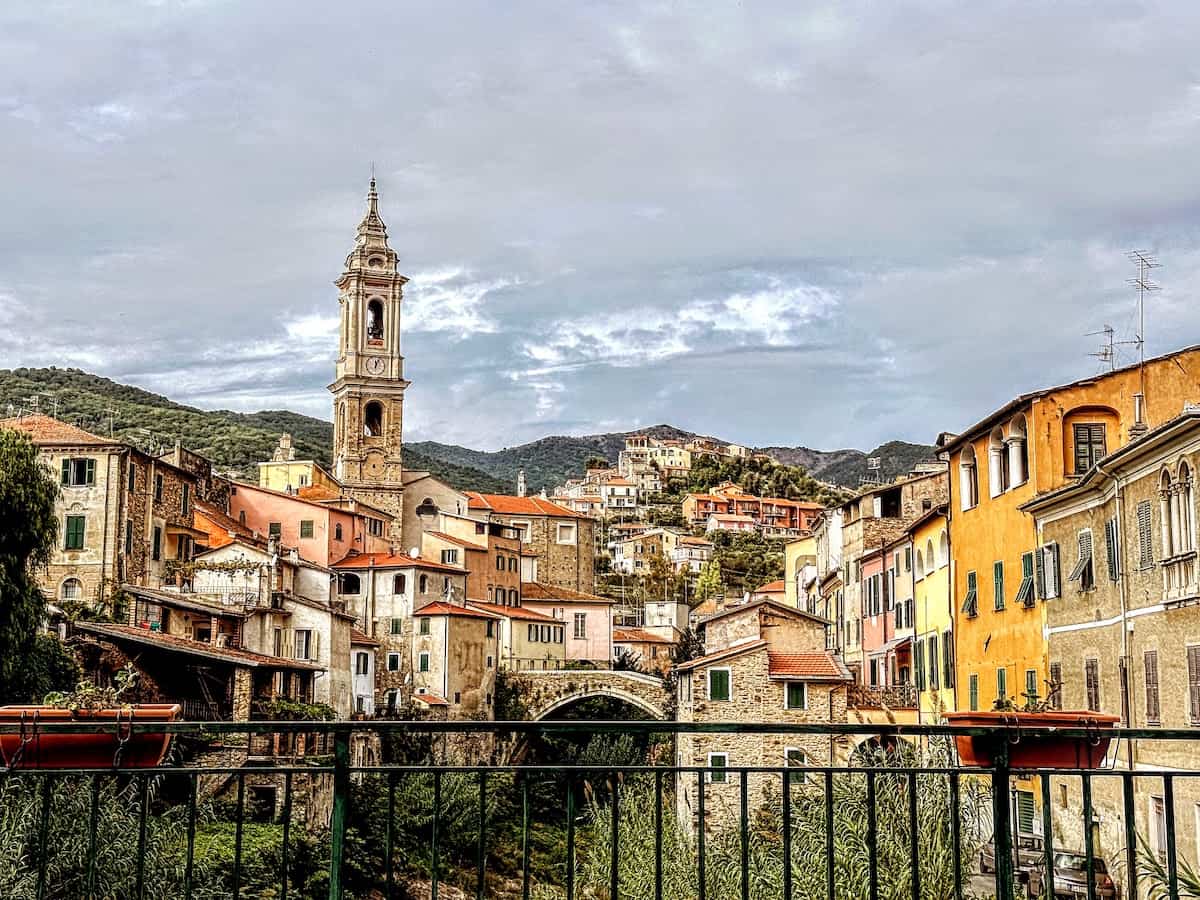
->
1086 325 1115 372
22 395 39 416
1127 250 1160 402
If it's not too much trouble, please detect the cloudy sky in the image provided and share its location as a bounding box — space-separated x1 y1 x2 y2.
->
4 2 1200 452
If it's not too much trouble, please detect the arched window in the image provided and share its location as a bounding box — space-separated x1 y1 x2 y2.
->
339 573 361 595
60 578 82 601
366 299 384 341
959 445 979 511
914 549 925 580
1164 463 1197 558
938 531 950 568
1181 462 1196 554
419 574 428 594
925 539 935 576
239 510 247 526
988 427 1009 497
364 401 383 437
393 574 406 594
416 497 438 519
1007 415 1029 487
334 523 343 542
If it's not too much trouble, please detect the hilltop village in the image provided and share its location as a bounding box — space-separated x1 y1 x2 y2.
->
7 183 1200 862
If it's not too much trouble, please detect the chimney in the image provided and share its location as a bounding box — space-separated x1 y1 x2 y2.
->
1130 393 1149 439
517 469 527 498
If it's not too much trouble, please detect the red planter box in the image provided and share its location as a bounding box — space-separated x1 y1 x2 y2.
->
0 704 181 769
944 711 1120 769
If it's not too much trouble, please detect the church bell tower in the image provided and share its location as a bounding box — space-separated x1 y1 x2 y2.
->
329 178 409 538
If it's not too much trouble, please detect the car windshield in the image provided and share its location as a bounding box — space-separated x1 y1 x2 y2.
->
1055 853 1107 873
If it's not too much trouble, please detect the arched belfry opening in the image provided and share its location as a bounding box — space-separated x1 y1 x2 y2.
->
364 401 384 437
366 298 384 342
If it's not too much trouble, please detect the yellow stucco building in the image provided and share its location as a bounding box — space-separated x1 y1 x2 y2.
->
944 345 1200 711
784 533 817 610
909 505 954 718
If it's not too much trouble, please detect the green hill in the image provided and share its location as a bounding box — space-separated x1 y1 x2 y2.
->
0 367 509 492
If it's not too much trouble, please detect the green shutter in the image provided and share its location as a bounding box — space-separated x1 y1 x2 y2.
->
993 561 1005 610
997 668 1007 702
709 668 730 701
1016 791 1036 834
64 516 85 550
84 458 95 485
969 674 979 711
61 458 71 485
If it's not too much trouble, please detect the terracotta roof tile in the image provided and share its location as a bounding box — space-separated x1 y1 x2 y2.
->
76 621 324 670
425 531 487 550
350 628 379 646
1 414 119 447
414 691 450 706
465 600 558 622
332 553 465 573
414 601 500 620
754 580 786 593
520 581 614 604
465 492 587 518
613 628 672 644
767 651 851 681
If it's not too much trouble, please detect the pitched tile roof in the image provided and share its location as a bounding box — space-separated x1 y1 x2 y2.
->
699 598 830 628
350 628 379 646
520 581 614 604
613 627 672 644
414 691 450 706
754 580 786 593
767 651 852 681
465 492 585 518
414 601 500 620
675 639 768 671
464 600 558 622
332 553 465 573
424 531 486 550
0 414 120 447
193 500 262 548
76 621 324 670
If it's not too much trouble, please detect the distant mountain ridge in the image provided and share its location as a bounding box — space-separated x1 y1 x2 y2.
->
0 368 936 493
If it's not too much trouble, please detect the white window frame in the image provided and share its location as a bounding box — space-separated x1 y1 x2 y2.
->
418 651 430 673
707 666 732 702
784 681 808 710
556 522 577 545
510 520 532 544
294 629 312 661
706 751 728 783
573 612 587 639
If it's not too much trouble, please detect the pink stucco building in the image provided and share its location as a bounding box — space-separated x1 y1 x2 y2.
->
521 582 614 667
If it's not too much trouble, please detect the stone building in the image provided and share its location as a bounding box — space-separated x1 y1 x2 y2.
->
464 492 596 593
1024 408 1200 883
411 600 500 716
421 512 524 605
676 599 850 829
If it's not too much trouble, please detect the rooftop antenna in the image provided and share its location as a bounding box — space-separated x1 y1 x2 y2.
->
1127 250 1160 436
104 404 118 438
1086 325 1115 372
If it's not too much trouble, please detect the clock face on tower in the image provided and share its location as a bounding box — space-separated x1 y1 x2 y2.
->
365 452 385 477
365 355 386 375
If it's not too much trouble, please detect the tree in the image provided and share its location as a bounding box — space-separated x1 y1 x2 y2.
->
584 455 610 470
643 549 675 602
694 559 723 605
0 429 60 700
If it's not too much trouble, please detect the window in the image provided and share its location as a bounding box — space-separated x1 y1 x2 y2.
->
1104 517 1120 581
785 682 807 710
961 570 978 617
366 298 384 340
355 652 369 675
785 748 809 785
528 624 536 642
1137 500 1155 569
989 428 1009 497
938 531 949 568
60 578 82 601
419 652 430 673
64 515 86 550
419 617 431 636
928 635 939 690
1188 646 1200 724
706 752 728 783
124 520 133 555
573 612 587 639
1144 651 1160 725
294 629 313 660
1037 542 1061 600
959 444 979 511
1074 423 1107 474
339 573 361 595
511 520 532 543
390 617 403 635
915 643 926 691
419 574 428 593
508 557 518 572
1049 662 1063 710
334 523 343 541
364 401 383 437
127 465 136 492
181 483 190 516
509 588 519 605
993 560 1005 611
1016 552 1035 607
60 457 96 487
1162 463 1197 558
387 652 400 672
556 523 577 545
486 620 495 638
268 521 282 537
151 525 162 561
1025 669 1039 704
154 472 164 502
442 549 459 565
968 674 979 711
708 667 731 701
496 555 505 571
1016 790 1036 836
1151 796 1168 862
942 630 954 688
487 655 493 668
1068 530 1095 591
393 574 406 594
997 667 1008 704
299 519 314 539
443 576 450 594
914 549 924 581
1085 658 1100 712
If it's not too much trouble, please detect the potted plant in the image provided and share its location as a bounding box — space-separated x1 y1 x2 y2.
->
0 665 180 769
945 688 1119 769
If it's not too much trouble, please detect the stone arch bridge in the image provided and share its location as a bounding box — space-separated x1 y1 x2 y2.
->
512 669 671 720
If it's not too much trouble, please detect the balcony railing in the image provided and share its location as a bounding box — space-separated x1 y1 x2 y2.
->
849 683 919 709
0 720 1194 900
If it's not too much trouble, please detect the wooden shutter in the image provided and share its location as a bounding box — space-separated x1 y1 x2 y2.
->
1138 500 1154 569
84 458 96 485
943 630 955 688
1049 543 1061 598
1085 658 1100 712
1035 545 1046 599
1188 647 1200 723
993 560 1005 610
1105 518 1119 581
61 458 71 484
929 636 939 690
1049 662 1063 710
1145 651 1160 724
915 643 925 691
969 674 979 711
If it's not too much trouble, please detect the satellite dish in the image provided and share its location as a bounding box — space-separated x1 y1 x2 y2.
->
409 546 421 558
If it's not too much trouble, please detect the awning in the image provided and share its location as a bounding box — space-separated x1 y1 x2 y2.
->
76 621 324 671
868 635 912 657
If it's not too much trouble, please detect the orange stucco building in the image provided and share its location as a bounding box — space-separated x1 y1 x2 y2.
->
943 345 1200 711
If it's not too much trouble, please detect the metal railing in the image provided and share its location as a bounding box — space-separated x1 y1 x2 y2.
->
0 720 1196 900
849 683 919 709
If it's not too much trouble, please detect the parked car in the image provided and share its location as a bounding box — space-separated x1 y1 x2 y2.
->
1044 852 1119 900
979 841 1044 879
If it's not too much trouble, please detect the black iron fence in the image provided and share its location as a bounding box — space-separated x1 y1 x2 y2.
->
0 720 1195 899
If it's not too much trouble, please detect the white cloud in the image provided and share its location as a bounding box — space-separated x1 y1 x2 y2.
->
403 268 511 338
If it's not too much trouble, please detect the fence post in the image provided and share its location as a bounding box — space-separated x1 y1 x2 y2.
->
328 727 351 900
991 741 1016 900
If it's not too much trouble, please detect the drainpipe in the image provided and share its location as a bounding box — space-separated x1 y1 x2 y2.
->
1095 461 1135 770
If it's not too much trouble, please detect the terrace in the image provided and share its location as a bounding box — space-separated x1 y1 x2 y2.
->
0 720 1193 900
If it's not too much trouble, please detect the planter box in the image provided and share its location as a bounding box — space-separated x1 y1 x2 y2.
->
944 711 1120 769
0 704 181 769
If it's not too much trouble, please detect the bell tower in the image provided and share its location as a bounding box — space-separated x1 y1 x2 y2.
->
329 178 409 538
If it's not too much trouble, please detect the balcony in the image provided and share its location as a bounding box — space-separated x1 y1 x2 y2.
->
849 683 919 709
0 720 1189 900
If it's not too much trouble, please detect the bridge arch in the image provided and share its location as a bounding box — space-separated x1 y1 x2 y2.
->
510 670 670 721
533 686 665 721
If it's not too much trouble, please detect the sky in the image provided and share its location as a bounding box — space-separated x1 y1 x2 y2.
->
4 2 1200 452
